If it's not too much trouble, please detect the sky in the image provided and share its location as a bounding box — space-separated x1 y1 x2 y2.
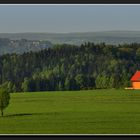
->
0 4 140 33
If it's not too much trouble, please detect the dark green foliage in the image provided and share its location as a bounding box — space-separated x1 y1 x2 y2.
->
0 42 140 91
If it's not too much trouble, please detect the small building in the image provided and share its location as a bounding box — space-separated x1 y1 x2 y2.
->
131 71 140 89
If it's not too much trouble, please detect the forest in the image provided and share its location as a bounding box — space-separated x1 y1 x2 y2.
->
0 42 140 92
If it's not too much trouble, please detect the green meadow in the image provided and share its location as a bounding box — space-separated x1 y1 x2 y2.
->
1 89 140 134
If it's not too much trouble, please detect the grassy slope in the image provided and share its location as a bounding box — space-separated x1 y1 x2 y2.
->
0 89 140 134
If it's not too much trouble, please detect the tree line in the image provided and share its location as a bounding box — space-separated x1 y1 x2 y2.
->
0 42 140 92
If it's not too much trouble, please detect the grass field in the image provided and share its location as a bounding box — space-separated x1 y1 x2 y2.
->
1 89 140 134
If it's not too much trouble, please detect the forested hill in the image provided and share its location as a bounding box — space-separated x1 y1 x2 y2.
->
0 42 140 92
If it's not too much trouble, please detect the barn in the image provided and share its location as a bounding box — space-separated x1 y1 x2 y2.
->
131 71 140 89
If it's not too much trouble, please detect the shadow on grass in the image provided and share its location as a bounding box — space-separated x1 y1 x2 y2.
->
3 112 60 118
3 113 45 117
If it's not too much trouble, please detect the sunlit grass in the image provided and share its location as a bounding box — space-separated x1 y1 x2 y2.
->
0 89 140 134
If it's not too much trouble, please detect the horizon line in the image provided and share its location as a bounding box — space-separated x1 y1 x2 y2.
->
0 30 140 34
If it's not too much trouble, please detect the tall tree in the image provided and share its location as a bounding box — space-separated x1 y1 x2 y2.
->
0 85 10 116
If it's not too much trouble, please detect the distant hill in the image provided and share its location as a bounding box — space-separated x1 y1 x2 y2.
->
0 38 53 55
0 31 140 46
1 31 140 54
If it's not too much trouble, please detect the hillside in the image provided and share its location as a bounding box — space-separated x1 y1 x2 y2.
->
0 31 140 46
0 42 140 92
1 31 140 55
0 38 53 55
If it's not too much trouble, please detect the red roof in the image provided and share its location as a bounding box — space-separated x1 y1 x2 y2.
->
131 71 140 81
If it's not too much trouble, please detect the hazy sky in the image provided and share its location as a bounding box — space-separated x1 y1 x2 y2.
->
0 4 140 33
